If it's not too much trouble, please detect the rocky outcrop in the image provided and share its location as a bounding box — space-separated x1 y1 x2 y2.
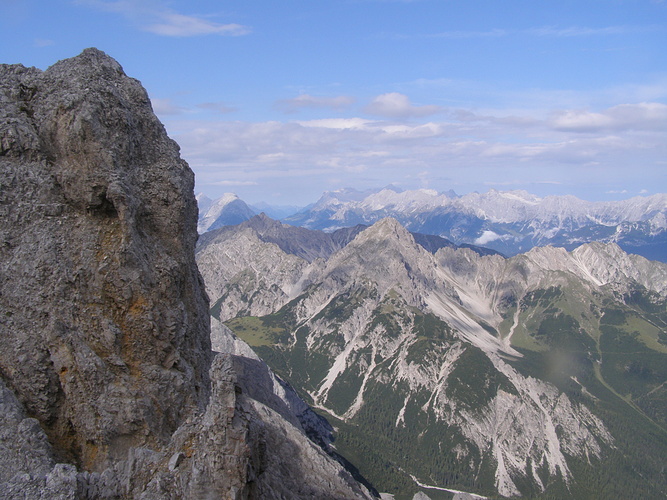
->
0 49 375 498
1 46 211 470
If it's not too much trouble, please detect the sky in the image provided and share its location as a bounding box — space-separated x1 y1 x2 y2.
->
1 0 666 207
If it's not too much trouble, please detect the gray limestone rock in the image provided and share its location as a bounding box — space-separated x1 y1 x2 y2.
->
0 49 375 499
0 378 79 498
1 48 212 470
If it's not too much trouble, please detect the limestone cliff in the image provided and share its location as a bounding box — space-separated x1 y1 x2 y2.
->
0 49 374 499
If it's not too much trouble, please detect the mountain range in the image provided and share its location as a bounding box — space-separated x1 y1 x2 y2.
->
197 187 667 263
196 214 667 499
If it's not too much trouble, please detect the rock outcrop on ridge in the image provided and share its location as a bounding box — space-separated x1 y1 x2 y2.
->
0 48 375 498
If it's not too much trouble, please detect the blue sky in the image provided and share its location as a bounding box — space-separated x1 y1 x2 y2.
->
2 0 666 206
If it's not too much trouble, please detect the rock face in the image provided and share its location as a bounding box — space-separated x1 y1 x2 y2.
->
0 49 375 499
0 46 212 469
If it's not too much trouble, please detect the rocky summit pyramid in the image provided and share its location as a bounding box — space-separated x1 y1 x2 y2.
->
0 49 375 499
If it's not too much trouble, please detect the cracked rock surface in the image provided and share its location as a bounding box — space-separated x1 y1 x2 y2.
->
0 48 375 499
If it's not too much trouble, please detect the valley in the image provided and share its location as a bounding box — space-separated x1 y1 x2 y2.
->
197 214 667 499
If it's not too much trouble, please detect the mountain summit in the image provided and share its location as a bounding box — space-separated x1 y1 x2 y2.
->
197 192 256 233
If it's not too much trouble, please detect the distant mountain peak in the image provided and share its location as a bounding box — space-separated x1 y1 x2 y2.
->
331 218 433 290
380 183 403 193
361 216 408 236
245 212 280 229
197 193 256 233
283 187 667 262
349 218 426 256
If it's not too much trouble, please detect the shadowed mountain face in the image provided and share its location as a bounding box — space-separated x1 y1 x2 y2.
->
0 49 376 499
198 216 667 499
197 193 257 233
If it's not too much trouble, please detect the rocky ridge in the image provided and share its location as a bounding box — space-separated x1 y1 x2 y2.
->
196 214 498 323
199 216 667 498
0 49 375 498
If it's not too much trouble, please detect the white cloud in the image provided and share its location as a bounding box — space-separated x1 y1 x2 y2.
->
406 76 667 115
212 180 258 186
475 231 501 245
551 110 614 132
144 13 248 37
161 93 666 203
364 93 441 118
297 118 372 130
276 94 355 113
76 0 250 37
296 117 445 140
376 122 444 139
607 102 667 130
551 102 667 132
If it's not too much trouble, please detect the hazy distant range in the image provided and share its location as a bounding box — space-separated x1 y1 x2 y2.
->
196 187 667 263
